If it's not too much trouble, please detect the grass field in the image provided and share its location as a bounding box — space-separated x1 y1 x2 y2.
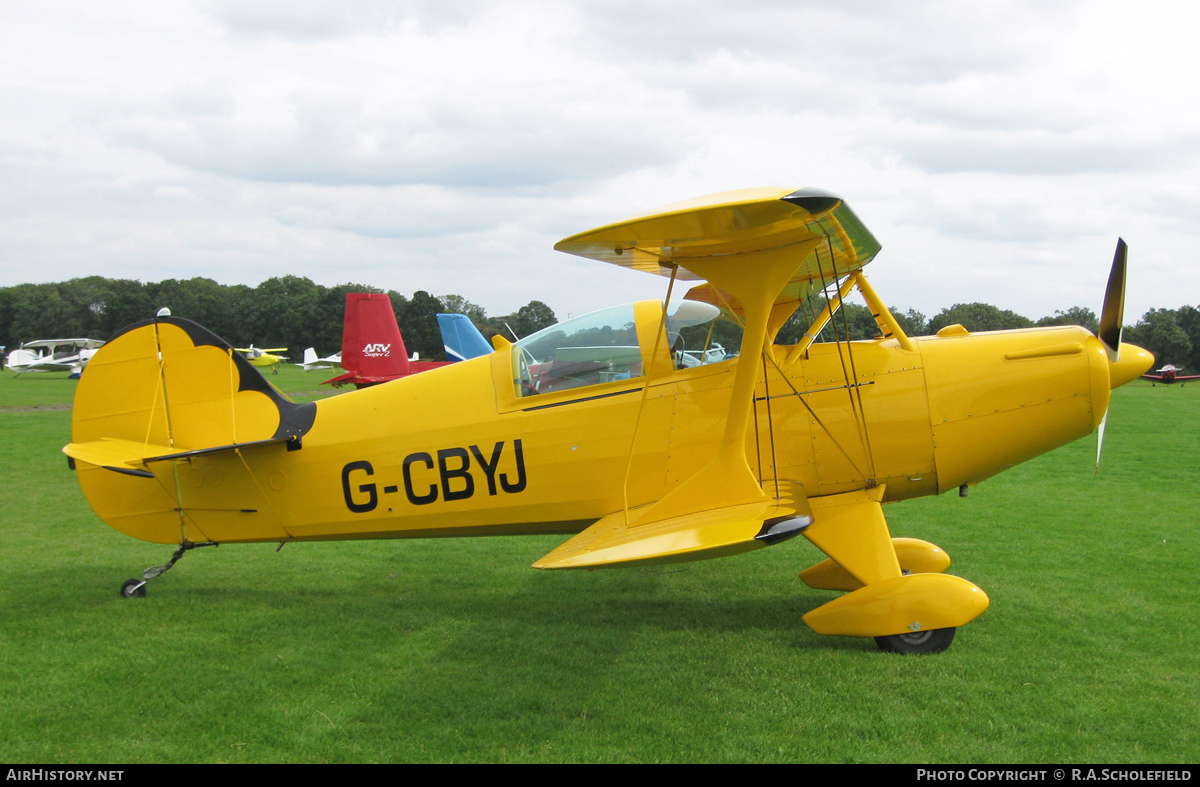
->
1 365 1196 763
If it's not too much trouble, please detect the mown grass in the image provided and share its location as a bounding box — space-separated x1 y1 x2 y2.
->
0 374 1196 763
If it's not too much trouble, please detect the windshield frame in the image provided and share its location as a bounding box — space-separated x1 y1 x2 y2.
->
491 299 738 412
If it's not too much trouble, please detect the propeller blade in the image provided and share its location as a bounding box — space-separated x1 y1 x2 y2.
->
1095 410 1108 476
1098 238 1127 362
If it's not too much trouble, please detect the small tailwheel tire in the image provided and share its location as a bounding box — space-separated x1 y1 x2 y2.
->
120 579 146 599
875 627 955 654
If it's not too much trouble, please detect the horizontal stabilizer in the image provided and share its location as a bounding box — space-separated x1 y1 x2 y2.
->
534 484 811 570
64 436 293 476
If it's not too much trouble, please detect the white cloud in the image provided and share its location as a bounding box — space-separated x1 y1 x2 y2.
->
1 0 1199 323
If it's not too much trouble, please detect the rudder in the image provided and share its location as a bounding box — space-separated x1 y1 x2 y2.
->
67 316 315 544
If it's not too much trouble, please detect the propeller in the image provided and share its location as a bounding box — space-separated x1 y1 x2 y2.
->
1098 238 1127 362
1095 238 1127 474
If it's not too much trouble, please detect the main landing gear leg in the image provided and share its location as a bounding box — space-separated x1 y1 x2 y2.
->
120 541 219 598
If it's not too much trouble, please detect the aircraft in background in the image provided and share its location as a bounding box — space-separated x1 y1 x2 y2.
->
1141 364 1200 385
235 345 288 373
323 293 452 388
6 339 105 377
299 310 487 373
62 187 1154 655
296 348 342 372
437 313 494 362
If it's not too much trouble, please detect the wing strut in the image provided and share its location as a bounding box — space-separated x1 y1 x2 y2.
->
621 263 679 525
702 285 777 490
697 276 821 495
761 353 781 500
784 275 858 364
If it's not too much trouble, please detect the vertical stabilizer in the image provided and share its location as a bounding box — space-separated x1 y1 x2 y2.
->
437 313 494 361
338 293 410 381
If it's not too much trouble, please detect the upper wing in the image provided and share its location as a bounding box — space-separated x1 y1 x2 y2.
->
21 338 103 350
553 187 881 314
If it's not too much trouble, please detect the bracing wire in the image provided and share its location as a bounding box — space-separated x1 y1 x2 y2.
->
709 265 870 484
759 345 870 482
814 242 876 483
825 237 878 482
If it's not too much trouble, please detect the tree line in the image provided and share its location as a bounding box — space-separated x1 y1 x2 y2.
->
1 275 1195 371
0 275 558 363
784 300 1195 373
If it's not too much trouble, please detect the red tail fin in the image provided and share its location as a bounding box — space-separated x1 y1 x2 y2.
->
339 293 410 380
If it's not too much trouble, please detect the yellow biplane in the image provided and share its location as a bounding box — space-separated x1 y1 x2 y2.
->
234 345 288 373
63 187 1154 654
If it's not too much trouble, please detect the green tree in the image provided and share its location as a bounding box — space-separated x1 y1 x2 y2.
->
314 283 383 356
0 287 12 351
476 315 519 343
399 290 445 360
95 278 154 333
387 290 410 343
1125 309 1191 368
1172 305 1200 372
509 300 557 338
891 308 927 337
7 283 82 344
928 303 1034 333
1036 306 1099 334
438 294 487 323
148 278 246 342
776 296 880 345
243 275 322 356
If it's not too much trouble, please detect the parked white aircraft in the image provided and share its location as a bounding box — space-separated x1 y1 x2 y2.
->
295 347 342 372
6 339 105 377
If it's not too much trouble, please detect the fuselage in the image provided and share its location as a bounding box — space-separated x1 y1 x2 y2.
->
76 310 1136 546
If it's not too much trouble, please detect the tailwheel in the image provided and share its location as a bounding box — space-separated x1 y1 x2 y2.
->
120 578 147 598
875 627 956 654
118 541 218 599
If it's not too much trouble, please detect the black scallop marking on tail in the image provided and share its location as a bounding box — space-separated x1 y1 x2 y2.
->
106 316 316 442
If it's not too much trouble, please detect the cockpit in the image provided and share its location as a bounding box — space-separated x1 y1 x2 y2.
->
511 300 739 398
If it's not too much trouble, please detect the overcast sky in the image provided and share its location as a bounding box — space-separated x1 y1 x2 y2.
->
1 1 1197 324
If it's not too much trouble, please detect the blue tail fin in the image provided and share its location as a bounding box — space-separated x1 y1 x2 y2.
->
437 313 493 362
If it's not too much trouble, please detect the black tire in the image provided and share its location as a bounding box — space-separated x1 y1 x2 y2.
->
120 578 146 598
875 626 955 654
